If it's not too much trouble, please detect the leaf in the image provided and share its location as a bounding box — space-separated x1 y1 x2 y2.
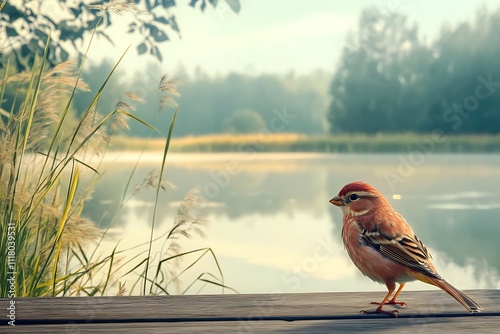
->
169 15 180 33
97 31 114 46
154 15 170 25
155 48 163 62
35 28 49 42
86 17 101 29
60 48 69 61
6 26 17 37
150 45 164 62
70 7 82 17
3 3 24 21
59 24 80 41
21 44 30 57
28 38 39 52
209 0 218 6
128 22 137 33
137 42 147 55
225 0 240 13
162 0 176 8
150 24 169 42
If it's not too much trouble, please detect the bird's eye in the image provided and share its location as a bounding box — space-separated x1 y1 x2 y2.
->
349 194 359 201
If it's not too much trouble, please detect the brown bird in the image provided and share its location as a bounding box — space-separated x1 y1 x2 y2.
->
330 181 483 317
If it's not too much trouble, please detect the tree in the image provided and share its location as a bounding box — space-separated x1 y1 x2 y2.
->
223 108 267 133
328 6 500 134
0 0 240 70
421 7 500 134
93 63 328 138
328 7 431 134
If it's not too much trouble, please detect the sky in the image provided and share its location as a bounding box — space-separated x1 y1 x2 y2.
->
90 0 500 77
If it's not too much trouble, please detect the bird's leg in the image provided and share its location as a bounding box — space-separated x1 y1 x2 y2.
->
370 283 407 307
361 284 399 317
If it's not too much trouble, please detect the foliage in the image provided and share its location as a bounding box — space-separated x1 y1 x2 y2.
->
76 3 500 139
328 6 500 134
223 108 267 133
0 44 128 296
0 40 232 297
73 63 330 136
0 0 240 71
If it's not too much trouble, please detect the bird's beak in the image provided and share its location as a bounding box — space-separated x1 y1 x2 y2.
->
329 195 344 206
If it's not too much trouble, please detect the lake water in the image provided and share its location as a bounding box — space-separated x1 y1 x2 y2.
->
83 153 500 295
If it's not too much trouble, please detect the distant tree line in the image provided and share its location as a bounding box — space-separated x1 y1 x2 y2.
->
72 63 330 137
328 6 500 134
5 3 498 137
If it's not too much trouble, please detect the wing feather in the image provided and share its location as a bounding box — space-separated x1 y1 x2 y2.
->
360 228 442 280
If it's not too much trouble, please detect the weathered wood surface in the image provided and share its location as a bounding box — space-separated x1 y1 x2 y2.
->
1 289 498 333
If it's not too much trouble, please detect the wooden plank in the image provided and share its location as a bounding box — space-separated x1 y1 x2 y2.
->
2 290 497 324
4 317 500 334
1 290 498 333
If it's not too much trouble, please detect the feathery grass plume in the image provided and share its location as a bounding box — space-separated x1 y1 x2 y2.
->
125 91 144 103
3 61 89 99
44 61 90 92
116 282 127 296
160 188 208 292
159 75 180 110
1 39 231 297
108 104 131 135
89 0 149 15
69 107 110 157
1 1 217 299
59 216 100 249
142 79 179 294
0 47 116 296
132 169 175 198
108 91 145 135
0 60 90 153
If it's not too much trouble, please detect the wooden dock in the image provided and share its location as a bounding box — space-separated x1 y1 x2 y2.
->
1 289 498 333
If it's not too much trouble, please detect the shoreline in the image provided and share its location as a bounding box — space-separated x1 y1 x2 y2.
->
96 151 500 165
108 133 500 155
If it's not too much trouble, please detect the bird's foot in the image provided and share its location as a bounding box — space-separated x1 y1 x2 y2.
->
361 308 399 318
370 300 407 307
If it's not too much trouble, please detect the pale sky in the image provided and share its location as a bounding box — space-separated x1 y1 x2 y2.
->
89 0 500 77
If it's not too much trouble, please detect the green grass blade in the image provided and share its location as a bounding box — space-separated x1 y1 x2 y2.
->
49 164 80 295
143 108 178 295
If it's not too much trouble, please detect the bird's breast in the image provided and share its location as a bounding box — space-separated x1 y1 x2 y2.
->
341 218 363 247
341 217 414 284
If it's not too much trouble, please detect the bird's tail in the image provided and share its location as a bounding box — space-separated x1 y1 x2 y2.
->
432 278 483 313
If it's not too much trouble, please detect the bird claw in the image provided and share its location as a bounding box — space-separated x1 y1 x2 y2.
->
370 300 407 307
361 308 400 317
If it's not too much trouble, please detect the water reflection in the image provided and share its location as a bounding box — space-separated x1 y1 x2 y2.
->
83 153 500 294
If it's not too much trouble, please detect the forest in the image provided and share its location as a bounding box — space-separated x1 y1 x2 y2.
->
328 6 500 134
64 6 500 138
2 5 499 139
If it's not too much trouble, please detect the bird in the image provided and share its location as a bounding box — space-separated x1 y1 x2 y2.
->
329 181 482 317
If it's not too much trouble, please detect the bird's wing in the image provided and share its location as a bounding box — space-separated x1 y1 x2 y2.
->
360 228 442 280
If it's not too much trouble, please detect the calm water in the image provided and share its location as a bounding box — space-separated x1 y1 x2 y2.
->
83 153 500 295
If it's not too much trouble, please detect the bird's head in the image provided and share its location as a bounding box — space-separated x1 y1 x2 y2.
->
329 181 386 217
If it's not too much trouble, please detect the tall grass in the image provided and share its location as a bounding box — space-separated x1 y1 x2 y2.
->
0 31 232 298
